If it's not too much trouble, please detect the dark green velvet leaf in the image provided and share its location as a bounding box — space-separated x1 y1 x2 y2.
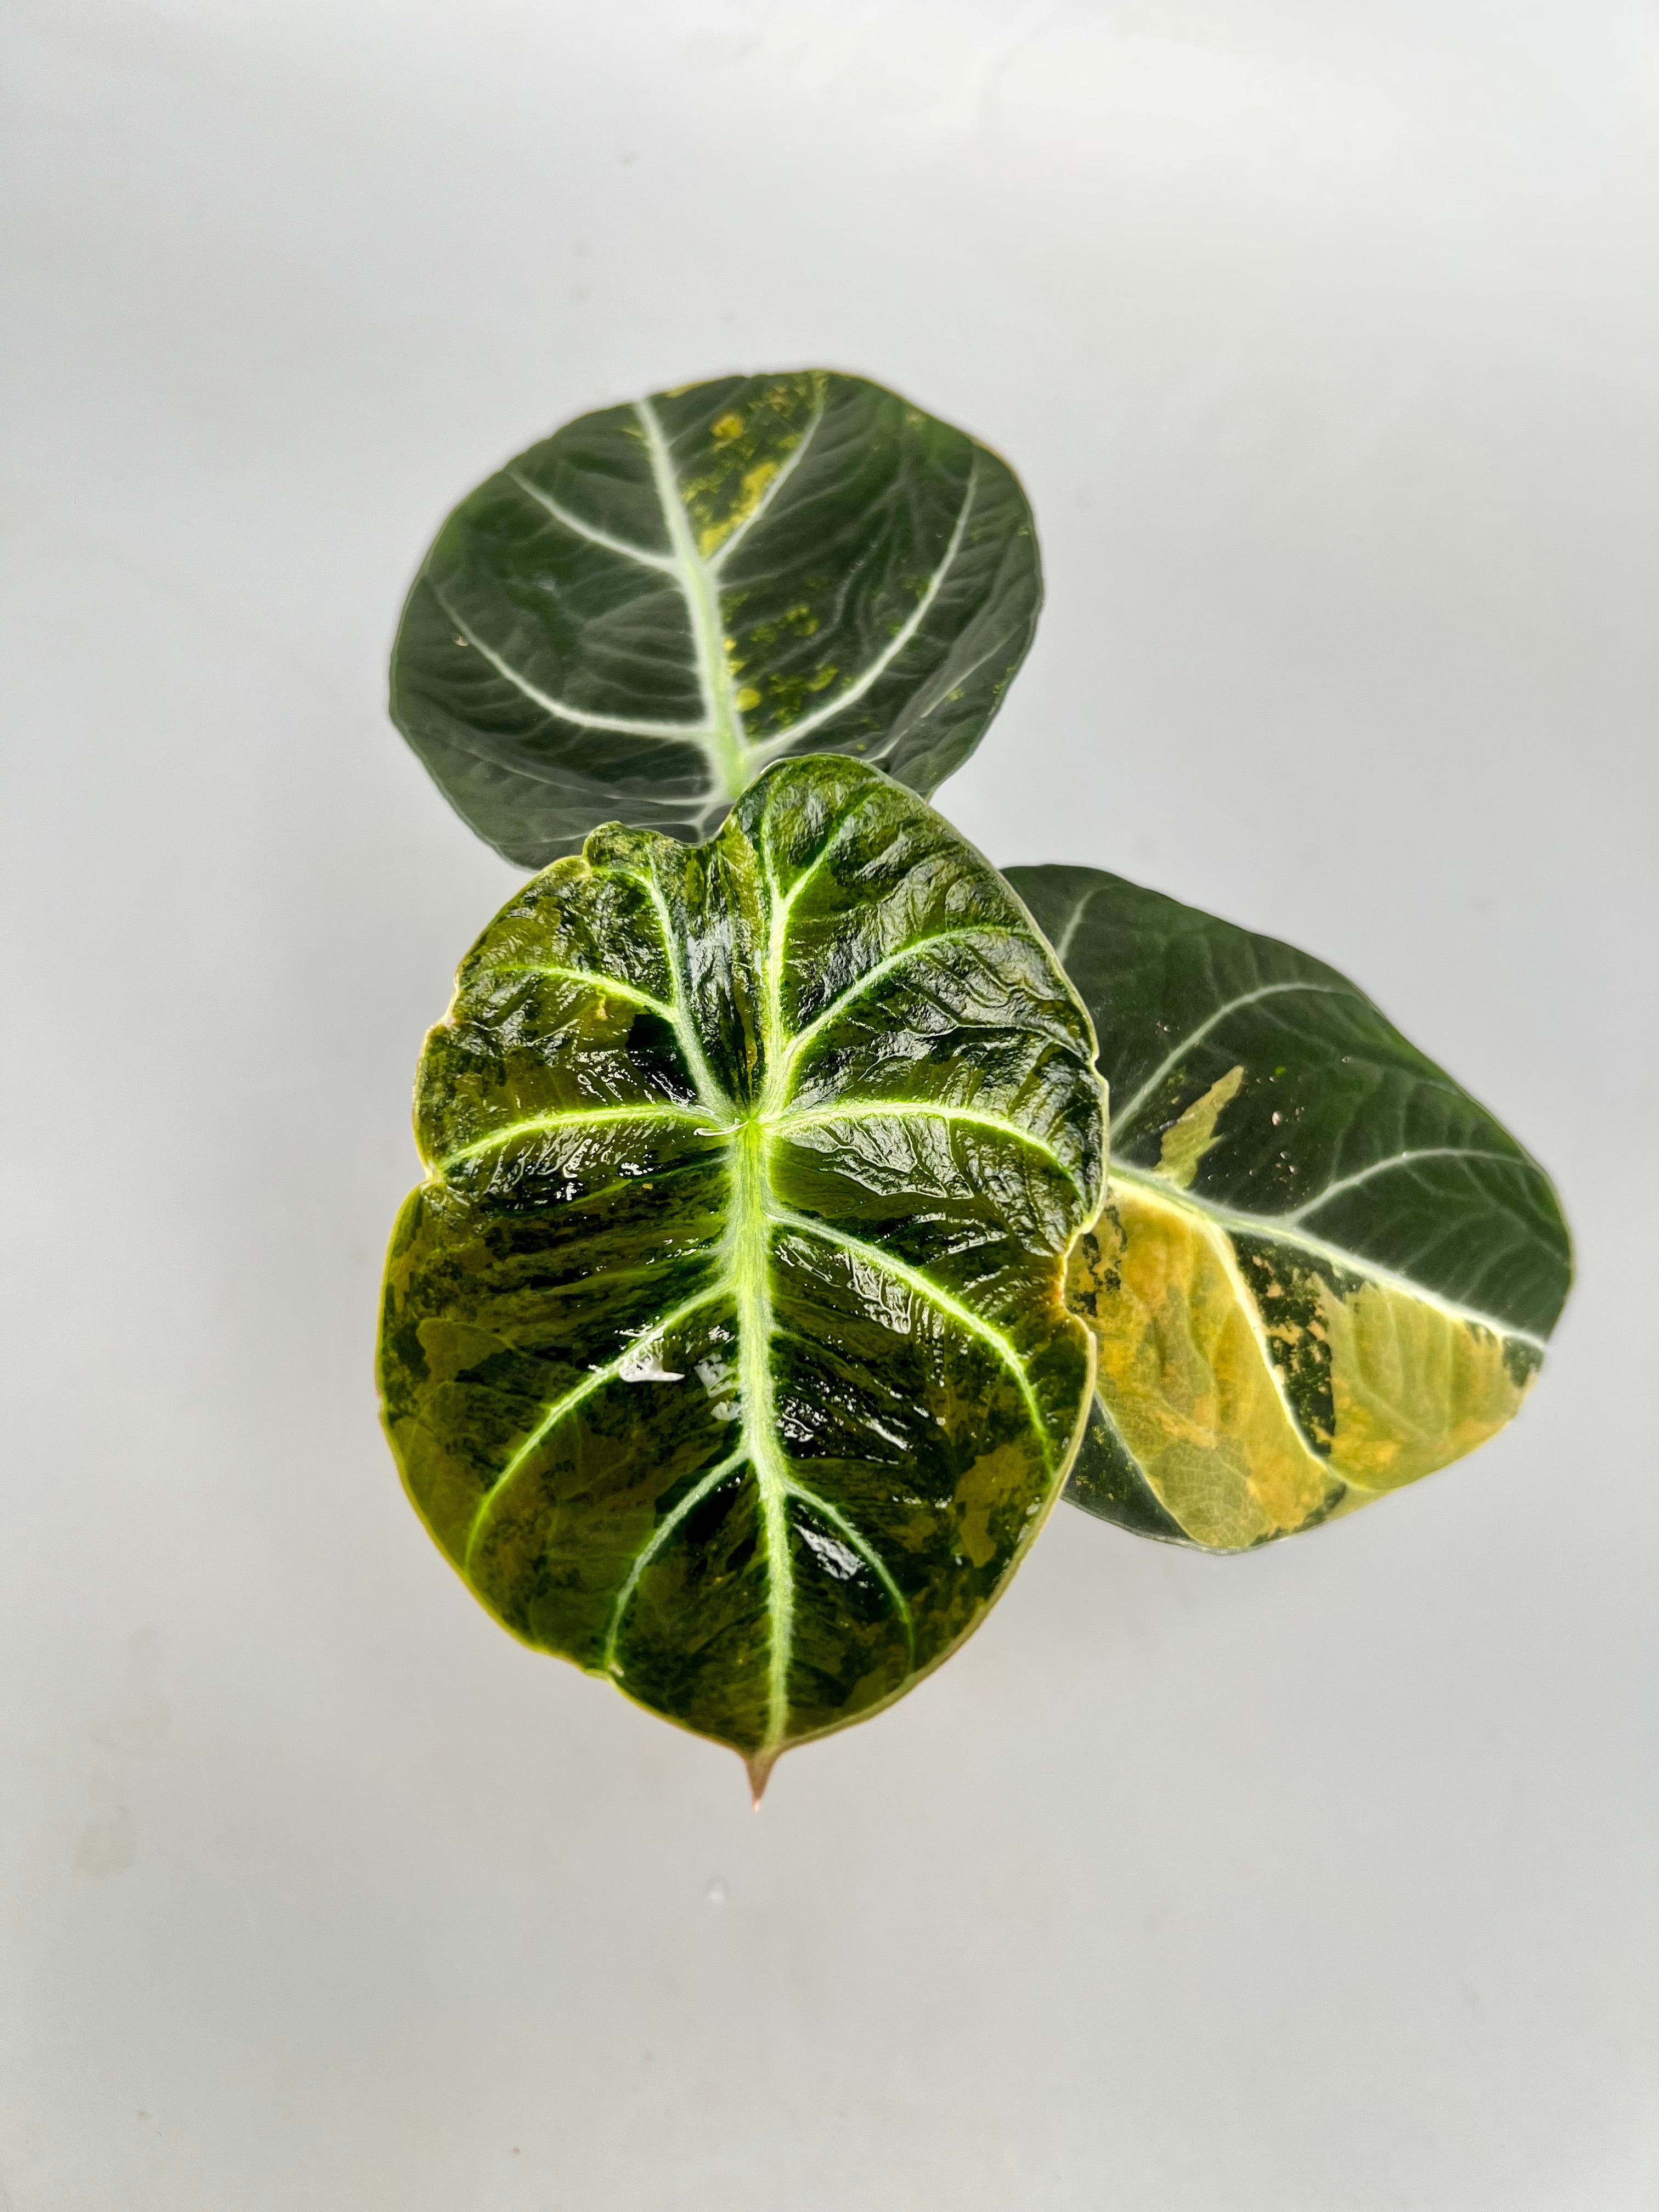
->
1006 866 1572 1554
380 760 1102 1788
391 370 1041 868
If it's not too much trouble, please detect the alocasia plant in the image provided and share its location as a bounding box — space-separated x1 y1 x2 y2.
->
380 368 1571 1788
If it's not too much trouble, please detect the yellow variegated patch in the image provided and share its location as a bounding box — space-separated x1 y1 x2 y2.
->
1319 1276 1539 1493
679 379 817 560
1066 1185 1340 1551
1154 1065 1244 1192
1068 1170 1543 1551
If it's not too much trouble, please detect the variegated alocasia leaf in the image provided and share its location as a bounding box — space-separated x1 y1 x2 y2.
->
380 759 1102 1791
390 370 1041 868
1006 866 1572 1554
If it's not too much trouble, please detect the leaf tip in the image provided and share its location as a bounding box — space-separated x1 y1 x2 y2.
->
745 1750 777 1808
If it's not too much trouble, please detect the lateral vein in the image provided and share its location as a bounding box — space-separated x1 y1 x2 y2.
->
506 469 676 571
602 1445 749 1671
464 1283 727 1566
780 925 1029 1077
774 1099 1084 1195
770 1205 1048 1450
708 399 826 572
783 1477 915 1662
436 1102 721 1172
490 963 679 1024
1110 1165 1550 1350
427 579 714 742
744 458 980 760
1284 1146 1530 1224
593 865 731 1118
1110 981 1363 1137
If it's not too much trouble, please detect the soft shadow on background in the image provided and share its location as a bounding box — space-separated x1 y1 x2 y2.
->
2 4 1655 2206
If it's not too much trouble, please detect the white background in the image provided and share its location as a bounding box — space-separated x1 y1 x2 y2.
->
3 4 1656 2205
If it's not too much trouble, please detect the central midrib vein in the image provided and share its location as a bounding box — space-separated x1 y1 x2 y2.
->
635 399 749 803
729 1115 793 1763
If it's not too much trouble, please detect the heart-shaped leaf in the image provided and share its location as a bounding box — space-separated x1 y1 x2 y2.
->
1006 866 1571 1553
380 760 1102 1788
390 371 1041 868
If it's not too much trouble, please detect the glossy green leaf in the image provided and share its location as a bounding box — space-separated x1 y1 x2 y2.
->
380 759 1103 1788
391 370 1041 868
1006 866 1572 1553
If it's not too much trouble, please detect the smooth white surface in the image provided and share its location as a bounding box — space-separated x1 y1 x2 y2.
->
3 4 1656 2205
